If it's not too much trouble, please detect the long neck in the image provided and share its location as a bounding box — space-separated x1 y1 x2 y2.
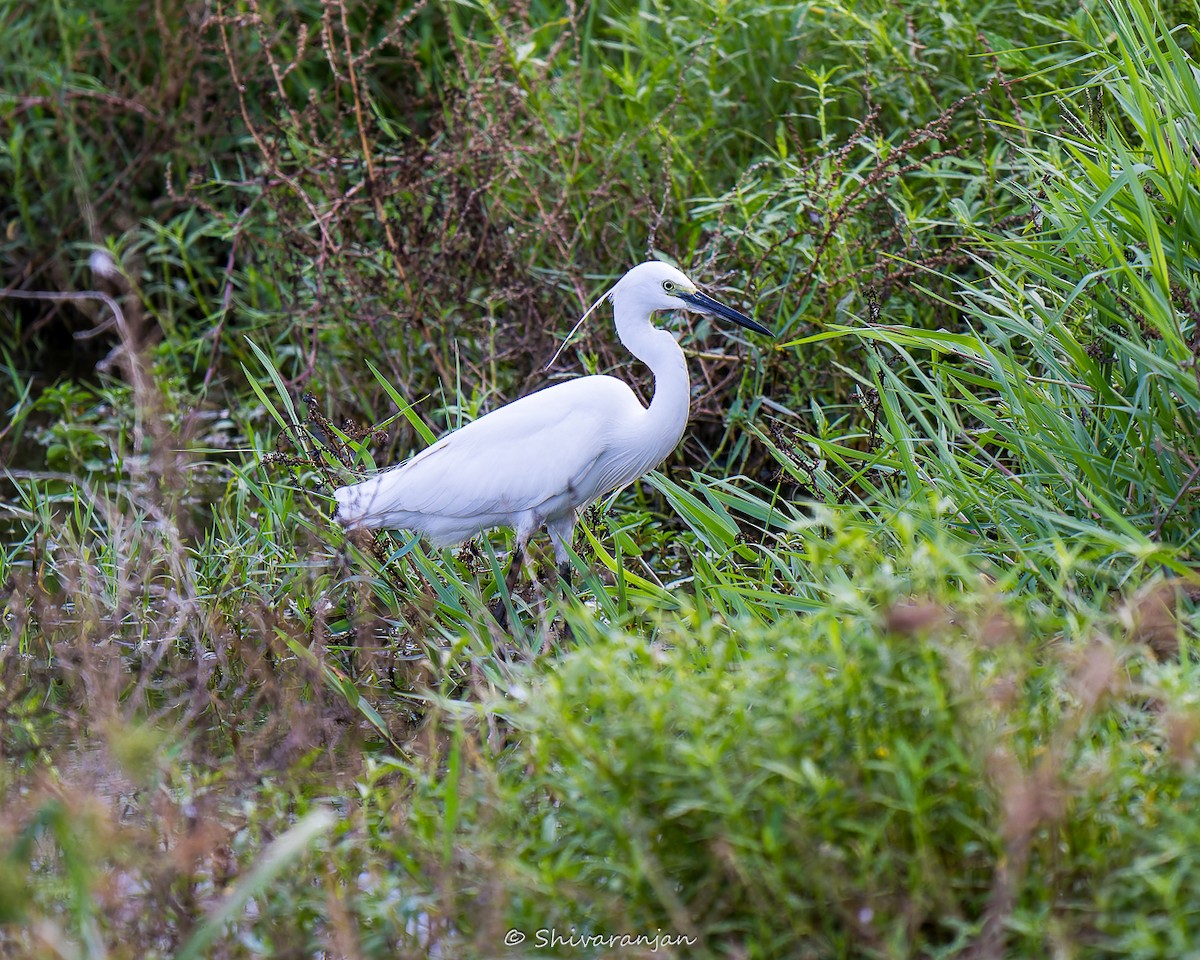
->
612 297 691 458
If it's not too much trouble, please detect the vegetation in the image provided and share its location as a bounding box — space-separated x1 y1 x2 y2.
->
2 0 1198 956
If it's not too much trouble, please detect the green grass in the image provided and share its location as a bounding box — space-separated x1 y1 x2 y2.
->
2 0 1199 956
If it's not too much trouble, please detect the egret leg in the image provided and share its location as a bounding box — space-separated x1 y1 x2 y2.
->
490 540 525 632
547 516 577 643
547 517 577 596
556 560 576 643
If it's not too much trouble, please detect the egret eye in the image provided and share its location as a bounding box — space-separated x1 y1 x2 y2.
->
662 280 676 293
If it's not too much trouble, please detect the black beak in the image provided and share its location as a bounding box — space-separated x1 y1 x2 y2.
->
679 289 773 337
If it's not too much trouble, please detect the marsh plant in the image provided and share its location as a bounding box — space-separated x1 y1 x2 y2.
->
2 0 1198 957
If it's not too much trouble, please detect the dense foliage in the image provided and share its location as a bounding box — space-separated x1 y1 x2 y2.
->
2 0 1198 956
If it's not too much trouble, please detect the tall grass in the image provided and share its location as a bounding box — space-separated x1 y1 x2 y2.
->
2 0 1199 957
826 1 1200 585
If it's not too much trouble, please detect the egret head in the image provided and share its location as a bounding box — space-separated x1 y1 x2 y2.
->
609 260 771 335
545 260 771 371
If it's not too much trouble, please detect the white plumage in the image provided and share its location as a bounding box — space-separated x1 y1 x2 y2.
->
334 260 769 621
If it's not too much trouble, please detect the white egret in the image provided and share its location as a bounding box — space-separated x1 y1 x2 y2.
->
334 260 771 626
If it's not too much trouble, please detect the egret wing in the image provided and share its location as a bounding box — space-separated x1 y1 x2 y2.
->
386 378 632 520
577 441 657 504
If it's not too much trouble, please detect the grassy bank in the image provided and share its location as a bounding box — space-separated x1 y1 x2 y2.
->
2 0 1198 956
